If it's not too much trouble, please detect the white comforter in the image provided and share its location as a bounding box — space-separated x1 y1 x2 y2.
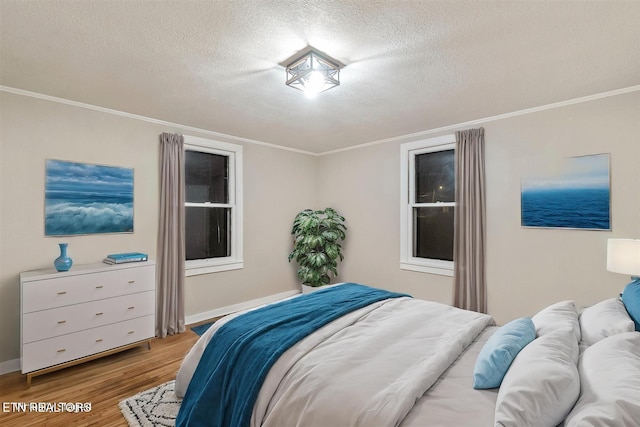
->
176 295 494 427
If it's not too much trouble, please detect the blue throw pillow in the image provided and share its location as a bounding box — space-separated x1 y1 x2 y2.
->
473 317 536 389
621 280 640 331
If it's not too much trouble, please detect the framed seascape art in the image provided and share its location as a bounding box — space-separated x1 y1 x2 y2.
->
521 153 610 230
45 159 134 236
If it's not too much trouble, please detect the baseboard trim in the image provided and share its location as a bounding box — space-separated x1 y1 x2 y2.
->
185 289 300 325
0 358 20 375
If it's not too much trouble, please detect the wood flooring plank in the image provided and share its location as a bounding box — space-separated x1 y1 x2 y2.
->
0 329 200 426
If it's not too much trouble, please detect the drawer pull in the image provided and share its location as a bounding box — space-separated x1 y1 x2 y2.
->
57 320 66 324
95 312 103 316
57 291 67 295
96 285 104 289
128 280 135 284
57 349 66 353
128 306 135 310
128 331 135 334
95 339 103 343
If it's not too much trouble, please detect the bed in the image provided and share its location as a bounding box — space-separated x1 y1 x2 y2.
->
174 282 640 427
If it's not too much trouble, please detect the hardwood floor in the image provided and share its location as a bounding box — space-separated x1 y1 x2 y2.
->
0 327 202 426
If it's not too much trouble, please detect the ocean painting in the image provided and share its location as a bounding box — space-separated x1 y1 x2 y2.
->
45 160 134 235
521 154 610 230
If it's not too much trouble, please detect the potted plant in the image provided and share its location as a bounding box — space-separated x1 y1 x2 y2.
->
288 208 347 292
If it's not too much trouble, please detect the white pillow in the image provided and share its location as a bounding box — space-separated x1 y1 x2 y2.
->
494 329 579 427
565 332 640 427
532 300 581 342
579 298 634 346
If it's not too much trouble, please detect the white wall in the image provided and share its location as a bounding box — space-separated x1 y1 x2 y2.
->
318 91 640 324
184 143 317 315
316 141 454 303
1 89 638 368
0 91 315 365
484 92 640 322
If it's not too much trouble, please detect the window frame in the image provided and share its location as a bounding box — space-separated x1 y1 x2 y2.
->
183 135 243 276
400 134 456 276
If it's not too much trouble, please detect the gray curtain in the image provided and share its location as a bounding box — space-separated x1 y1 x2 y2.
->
156 132 186 337
453 128 487 313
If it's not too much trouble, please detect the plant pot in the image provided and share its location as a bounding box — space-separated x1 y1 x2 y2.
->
302 284 321 294
302 283 345 294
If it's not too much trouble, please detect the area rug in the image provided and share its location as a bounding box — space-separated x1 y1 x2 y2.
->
119 380 180 427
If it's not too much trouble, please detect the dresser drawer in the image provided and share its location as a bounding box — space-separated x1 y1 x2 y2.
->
22 264 155 313
22 291 154 344
22 315 155 374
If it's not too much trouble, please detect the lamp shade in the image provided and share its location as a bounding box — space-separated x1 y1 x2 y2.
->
607 238 640 276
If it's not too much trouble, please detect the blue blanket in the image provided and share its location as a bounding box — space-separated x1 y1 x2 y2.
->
176 283 410 427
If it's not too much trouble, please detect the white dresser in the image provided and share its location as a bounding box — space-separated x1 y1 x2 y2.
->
20 261 156 386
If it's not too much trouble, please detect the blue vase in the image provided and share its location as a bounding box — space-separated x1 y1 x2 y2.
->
54 243 73 272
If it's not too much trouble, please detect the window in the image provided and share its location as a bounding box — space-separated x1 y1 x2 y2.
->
184 135 243 276
400 135 456 276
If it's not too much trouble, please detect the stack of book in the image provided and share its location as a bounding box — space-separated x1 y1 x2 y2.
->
104 252 148 265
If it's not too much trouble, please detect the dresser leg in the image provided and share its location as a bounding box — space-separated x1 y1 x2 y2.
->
26 374 32 389
147 341 151 350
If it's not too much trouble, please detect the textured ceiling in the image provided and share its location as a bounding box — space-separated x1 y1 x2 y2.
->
1 1 639 154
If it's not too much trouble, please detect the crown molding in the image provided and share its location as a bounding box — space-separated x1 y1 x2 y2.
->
319 85 640 156
0 86 316 156
3 84 638 157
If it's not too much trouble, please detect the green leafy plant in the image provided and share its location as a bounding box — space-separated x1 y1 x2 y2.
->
288 208 347 287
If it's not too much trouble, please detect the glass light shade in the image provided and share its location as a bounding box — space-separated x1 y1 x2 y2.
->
285 49 340 96
304 71 327 96
607 238 640 276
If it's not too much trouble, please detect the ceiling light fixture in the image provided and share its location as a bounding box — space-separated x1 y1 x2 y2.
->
285 48 341 98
